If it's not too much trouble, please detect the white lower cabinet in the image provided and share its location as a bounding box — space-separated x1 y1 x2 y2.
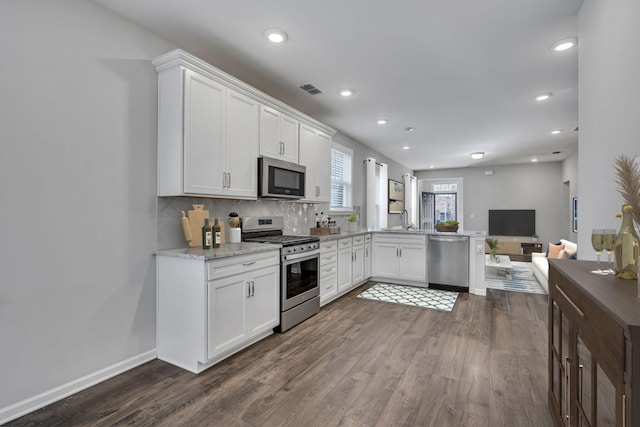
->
364 234 372 278
319 240 338 306
337 238 354 293
372 233 426 283
156 249 279 374
207 263 278 359
351 235 365 286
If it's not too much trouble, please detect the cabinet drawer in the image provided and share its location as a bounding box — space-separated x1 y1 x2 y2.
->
338 237 352 249
352 235 365 245
374 233 425 245
321 240 338 253
207 251 279 281
320 263 337 278
320 273 337 294
321 251 337 264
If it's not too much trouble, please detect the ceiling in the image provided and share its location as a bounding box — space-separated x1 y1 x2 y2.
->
93 0 582 171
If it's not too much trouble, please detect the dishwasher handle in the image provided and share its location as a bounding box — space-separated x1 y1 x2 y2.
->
429 235 468 243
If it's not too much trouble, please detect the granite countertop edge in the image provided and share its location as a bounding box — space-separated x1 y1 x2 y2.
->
154 242 282 260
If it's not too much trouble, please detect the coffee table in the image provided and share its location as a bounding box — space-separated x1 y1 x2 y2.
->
485 254 513 278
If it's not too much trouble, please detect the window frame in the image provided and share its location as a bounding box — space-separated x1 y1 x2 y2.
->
330 142 354 213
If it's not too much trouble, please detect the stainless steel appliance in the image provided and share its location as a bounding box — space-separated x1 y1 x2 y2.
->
428 234 469 291
242 216 319 332
258 156 306 199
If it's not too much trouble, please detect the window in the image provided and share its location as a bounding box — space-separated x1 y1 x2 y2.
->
421 178 464 229
330 143 353 212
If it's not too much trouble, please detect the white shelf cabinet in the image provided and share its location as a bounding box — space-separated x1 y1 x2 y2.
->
299 123 331 203
259 105 299 164
156 66 259 198
156 250 279 374
372 233 427 284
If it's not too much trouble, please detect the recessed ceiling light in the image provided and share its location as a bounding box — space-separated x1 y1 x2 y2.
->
535 93 552 101
264 28 288 43
531 158 539 162
429 165 435 169
377 119 388 125
551 37 577 52
339 88 354 97
402 146 410 150
471 152 484 160
551 129 562 134
405 127 414 132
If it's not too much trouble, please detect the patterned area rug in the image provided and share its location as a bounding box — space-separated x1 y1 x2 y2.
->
357 283 459 312
486 261 547 294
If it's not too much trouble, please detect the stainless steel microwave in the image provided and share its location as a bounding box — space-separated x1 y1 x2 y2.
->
258 156 306 199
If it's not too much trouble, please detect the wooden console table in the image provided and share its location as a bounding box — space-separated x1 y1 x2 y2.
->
548 259 640 427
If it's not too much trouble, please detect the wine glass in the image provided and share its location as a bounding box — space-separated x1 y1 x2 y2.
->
602 228 617 274
591 228 607 274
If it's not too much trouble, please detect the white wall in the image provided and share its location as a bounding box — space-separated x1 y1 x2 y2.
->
578 0 640 259
0 1 174 421
415 162 565 247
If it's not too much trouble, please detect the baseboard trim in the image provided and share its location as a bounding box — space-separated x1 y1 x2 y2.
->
0 349 157 425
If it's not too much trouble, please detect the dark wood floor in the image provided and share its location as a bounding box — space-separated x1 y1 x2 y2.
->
8 283 553 427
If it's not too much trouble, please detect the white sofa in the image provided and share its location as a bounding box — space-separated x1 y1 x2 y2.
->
531 239 578 293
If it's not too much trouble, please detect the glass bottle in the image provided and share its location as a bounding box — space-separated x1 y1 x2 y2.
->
202 219 212 249
614 205 639 280
213 218 221 248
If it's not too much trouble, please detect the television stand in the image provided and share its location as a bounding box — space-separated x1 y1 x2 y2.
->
485 238 542 262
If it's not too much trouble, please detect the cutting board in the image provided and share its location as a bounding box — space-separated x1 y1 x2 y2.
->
186 204 209 248
183 205 226 247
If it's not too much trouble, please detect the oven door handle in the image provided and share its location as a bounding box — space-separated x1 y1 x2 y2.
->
282 250 320 263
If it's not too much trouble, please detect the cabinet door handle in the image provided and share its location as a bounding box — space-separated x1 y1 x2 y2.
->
247 282 251 298
565 357 570 422
227 173 231 188
279 141 284 154
251 281 255 297
399 248 402 257
316 186 320 197
623 393 627 427
243 261 256 266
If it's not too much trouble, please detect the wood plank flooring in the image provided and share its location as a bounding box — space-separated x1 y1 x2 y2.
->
7 283 553 427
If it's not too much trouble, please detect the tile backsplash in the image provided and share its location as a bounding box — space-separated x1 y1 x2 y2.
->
157 197 357 249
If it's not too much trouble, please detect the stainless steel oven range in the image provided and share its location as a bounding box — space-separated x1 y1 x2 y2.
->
241 216 320 332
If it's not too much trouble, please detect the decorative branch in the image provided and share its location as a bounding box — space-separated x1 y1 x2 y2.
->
614 154 640 226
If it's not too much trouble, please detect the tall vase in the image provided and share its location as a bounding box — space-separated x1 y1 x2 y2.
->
614 205 639 280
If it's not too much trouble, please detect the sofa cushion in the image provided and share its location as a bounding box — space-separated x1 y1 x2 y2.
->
548 242 565 259
560 239 578 254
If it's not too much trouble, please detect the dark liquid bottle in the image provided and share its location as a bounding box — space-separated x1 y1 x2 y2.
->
202 219 212 249
213 218 221 248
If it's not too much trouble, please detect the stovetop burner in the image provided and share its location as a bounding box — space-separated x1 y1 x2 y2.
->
240 216 319 247
244 235 318 245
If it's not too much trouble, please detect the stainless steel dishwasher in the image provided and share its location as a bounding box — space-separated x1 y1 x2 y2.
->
428 234 469 290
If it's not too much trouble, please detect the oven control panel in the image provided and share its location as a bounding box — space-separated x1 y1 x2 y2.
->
282 241 320 255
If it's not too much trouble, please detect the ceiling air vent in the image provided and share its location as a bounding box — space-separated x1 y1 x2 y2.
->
299 83 323 95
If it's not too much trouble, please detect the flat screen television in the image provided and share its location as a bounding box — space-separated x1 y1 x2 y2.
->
488 209 535 236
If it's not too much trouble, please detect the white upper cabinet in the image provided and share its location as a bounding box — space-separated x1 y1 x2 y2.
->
153 49 334 200
157 67 258 199
225 89 259 198
299 123 331 203
259 105 299 164
183 69 226 195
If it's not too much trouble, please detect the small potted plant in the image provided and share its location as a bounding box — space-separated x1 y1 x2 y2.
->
435 220 459 232
532 233 539 242
346 214 358 232
486 238 499 259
